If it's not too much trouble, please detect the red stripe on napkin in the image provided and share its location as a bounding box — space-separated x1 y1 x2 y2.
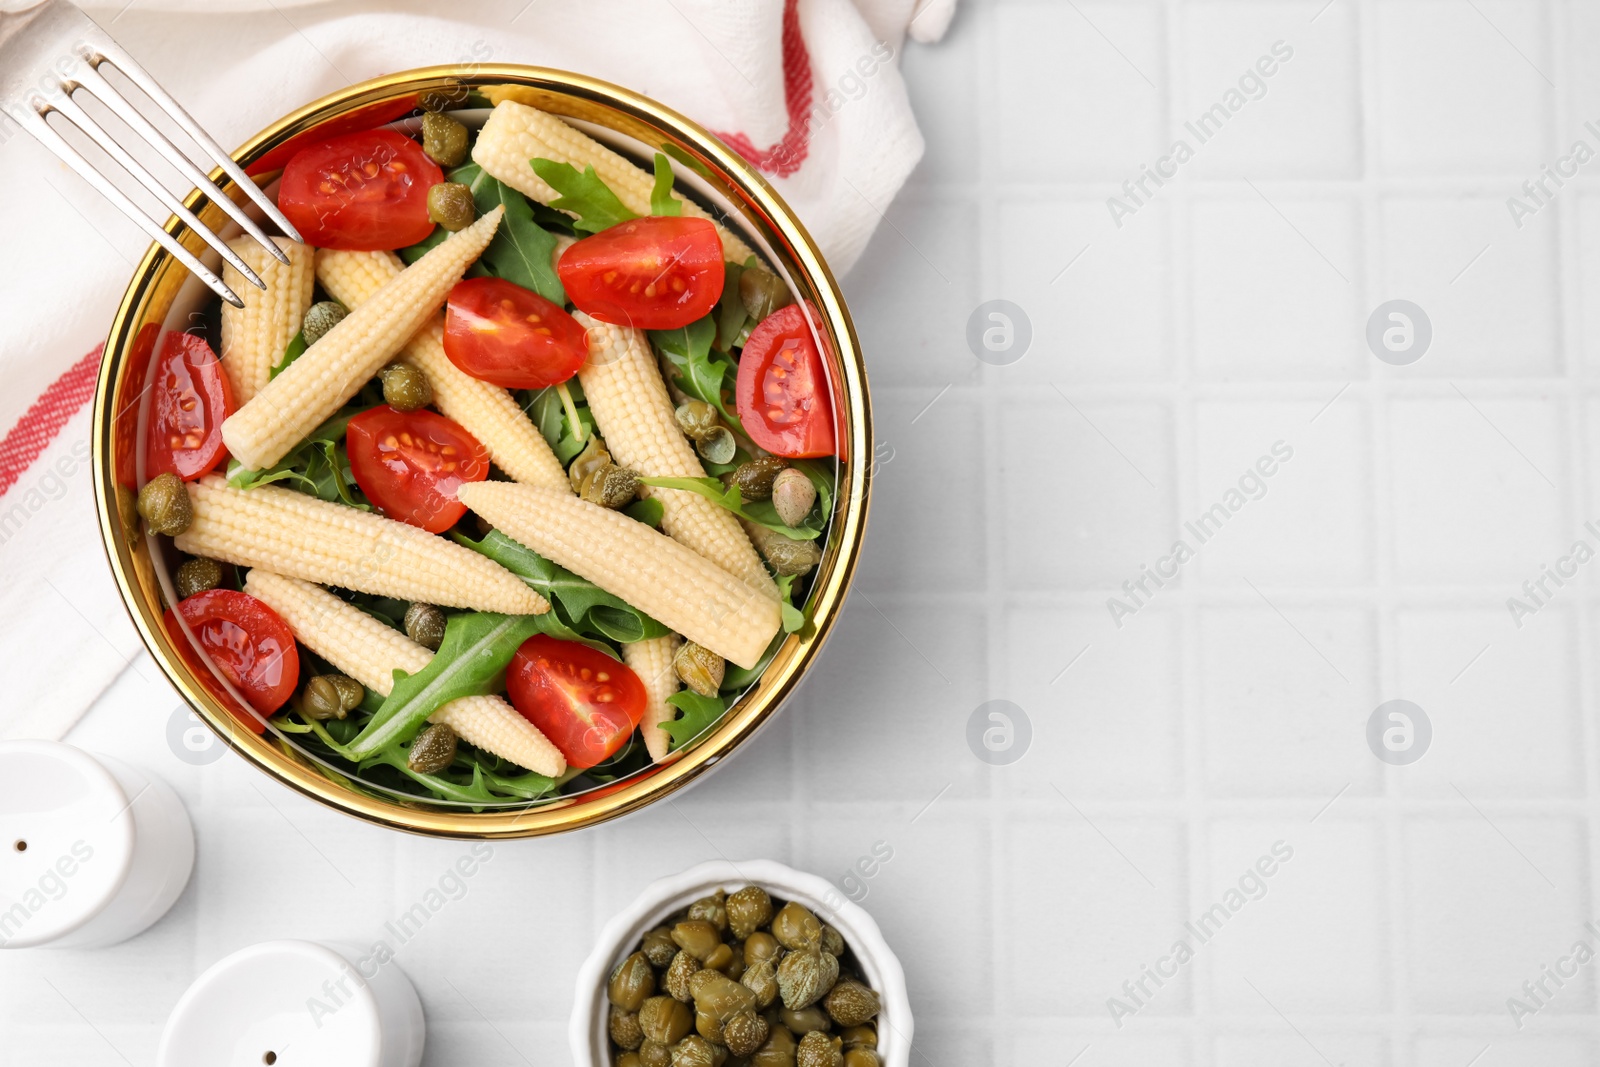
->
716 0 815 178
0 347 102 500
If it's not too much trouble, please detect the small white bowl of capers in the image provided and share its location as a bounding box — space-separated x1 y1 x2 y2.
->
573 859 910 1067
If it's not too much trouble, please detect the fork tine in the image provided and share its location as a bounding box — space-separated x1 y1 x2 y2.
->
13 104 244 308
78 30 305 247
72 60 289 270
48 87 267 291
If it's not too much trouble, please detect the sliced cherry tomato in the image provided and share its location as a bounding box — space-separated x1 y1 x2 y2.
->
442 277 589 389
735 304 836 458
505 635 648 769
346 407 488 533
248 98 421 176
557 216 724 330
147 330 234 481
277 130 442 250
164 589 299 729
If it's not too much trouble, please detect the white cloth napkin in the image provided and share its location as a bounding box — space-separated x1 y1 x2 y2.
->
0 0 954 742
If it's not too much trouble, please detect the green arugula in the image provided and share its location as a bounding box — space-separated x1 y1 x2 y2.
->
523 381 596 465
226 408 368 509
401 162 565 303
650 316 743 429
269 330 308 381
452 529 670 646
530 159 638 234
662 690 727 750
650 153 682 216
637 475 821 540
346 612 542 760
714 260 749 351
775 574 806 633
625 497 665 528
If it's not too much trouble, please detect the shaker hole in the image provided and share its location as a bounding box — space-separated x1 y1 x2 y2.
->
12 840 24 852
263 1053 277 1065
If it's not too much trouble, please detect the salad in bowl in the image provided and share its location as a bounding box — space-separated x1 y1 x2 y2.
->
93 69 868 835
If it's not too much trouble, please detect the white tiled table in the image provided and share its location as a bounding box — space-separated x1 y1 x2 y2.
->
7 1 1600 1064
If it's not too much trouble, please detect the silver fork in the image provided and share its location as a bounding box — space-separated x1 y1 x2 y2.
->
0 0 303 307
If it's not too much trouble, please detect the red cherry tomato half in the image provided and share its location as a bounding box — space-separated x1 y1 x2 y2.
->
147 330 234 481
346 407 489 533
165 589 299 729
247 98 421 176
505 635 648 769
277 130 442 250
557 216 724 330
735 304 836 459
442 277 589 389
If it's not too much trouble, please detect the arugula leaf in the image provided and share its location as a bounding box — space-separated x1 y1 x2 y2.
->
401 163 565 303
226 408 369 508
523 382 596 464
775 573 806 633
637 476 821 540
650 317 743 428
625 497 665 528
650 153 682 216
269 330 307 381
360 744 557 804
530 159 638 234
398 225 452 265
714 260 748 351
452 529 670 645
346 612 542 759
659 142 713 179
721 631 785 692
662 690 727 750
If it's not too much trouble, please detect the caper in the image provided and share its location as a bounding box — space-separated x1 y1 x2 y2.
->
724 1009 769 1057
746 524 822 577
380 361 432 412
610 951 658 1012
694 1009 724 1043
723 945 746 982
406 722 458 774
301 300 347 346
687 889 729 931
818 926 844 958
795 1031 842 1067
674 399 720 442
611 1007 645 1050
841 1049 879 1067
421 111 470 167
618 1054 645 1067
752 1024 797 1067
639 996 694 1044
691 968 757 1020
404 602 447 651
779 1006 831 1036
301 675 347 721
137 472 191 536
729 456 788 501
728 887 773 941
703 942 735 973
427 180 476 231
174 556 223 599
639 1041 672 1067
672 920 723 962
770 469 816 528
741 957 778 1008
673 641 725 698
777 941 837 1011
329 674 364 711
739 268 793 324
697 426 737 465
672 1034 716 1067
822 981 879 1028
642 927 679 968
666 950 701 1001
569 437 640 509
838 1026 875 1050
771 902 821 950
115 484 141 544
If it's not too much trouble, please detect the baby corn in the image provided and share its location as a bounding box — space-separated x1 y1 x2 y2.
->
457 481 781 669
315 248 570 491
220 236 315 404
221 207 504 471
176 475 548 615
244 571 564 776
473 101 756 264
623 633 682 762
577 313 775 597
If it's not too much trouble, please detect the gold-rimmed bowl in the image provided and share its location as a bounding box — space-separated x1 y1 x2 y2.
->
89 66 870 838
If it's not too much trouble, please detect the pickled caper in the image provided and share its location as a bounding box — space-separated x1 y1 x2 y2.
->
611 1007 645 1050
675 399 720 442
301 300 347 346
695 1008 724 1043
672 1035 716 1067
174 556 223 599
842 1049 879 1067
838 1026 876 1050
752 1024 798 1067
570 437 640 509
666 950 701 1001
618 1053 645 1067
137 473 191 536
779 1006 831 1036
672 920 723 962
771 902 821 950
741 957 778 1008
673 641 725 698
703 942 734 973
642 927 679 968
639 996 694 1044
739 268 793 324
728 887 774 941
404 602 447 650
380 361 432 412
743 522 821 577
609 951 657 1012
729 456 788 501
427 181 476 231
301 675 347 721
330 675 364 711
687 889 729 931
770 468 817 528
724 1008 770 1057
777 941 838 1011
691 968 757 1020
406 722 458 774
420 112 470 167
822 981 879 1028
697 426 736 465
818 926 844 958
795 1031 842 1067
639 1040 673 1067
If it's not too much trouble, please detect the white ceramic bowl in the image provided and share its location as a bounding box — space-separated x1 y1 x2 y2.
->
571 859 911 1066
